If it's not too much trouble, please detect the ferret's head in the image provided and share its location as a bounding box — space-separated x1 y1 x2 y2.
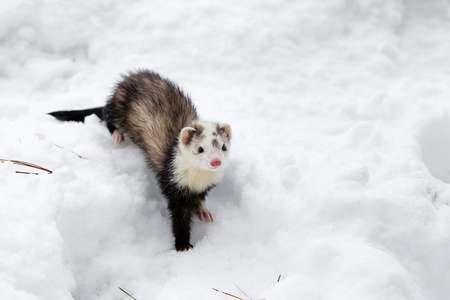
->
179 121 232 171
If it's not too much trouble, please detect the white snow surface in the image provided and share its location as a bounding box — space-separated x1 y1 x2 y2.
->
2 1 450 299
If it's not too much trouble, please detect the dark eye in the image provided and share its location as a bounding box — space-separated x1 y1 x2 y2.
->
198 147 204 153
222 144 227 151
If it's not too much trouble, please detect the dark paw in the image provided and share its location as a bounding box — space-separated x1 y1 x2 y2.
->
176 243 193 252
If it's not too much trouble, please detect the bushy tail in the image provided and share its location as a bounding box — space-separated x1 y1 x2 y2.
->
48 107 104 122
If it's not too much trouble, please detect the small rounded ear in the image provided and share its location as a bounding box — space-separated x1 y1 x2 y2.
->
219 123 232 140
180 127 196 146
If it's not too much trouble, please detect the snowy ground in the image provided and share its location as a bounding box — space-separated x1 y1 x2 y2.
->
2 1 450 299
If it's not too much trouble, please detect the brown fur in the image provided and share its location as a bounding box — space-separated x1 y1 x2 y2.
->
105 70 199 173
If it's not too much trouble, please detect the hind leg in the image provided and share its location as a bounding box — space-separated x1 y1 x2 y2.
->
112 129 124 145
106 120 124 145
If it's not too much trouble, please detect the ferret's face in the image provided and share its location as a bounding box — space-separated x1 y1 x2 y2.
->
179 121 232 171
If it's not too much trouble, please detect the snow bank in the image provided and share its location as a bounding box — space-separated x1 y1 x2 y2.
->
2 0 450 299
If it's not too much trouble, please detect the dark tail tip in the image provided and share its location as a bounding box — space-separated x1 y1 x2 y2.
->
48 110 86 122
48 107 104 123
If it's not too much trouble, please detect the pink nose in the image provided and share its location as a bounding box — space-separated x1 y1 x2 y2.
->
210 159 222 167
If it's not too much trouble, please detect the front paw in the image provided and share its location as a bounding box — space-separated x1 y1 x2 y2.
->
176 243 193 252
195 208 214 222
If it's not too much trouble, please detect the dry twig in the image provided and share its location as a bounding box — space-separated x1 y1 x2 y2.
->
119 287 137 300
54 144 87 159
234 283 252 300
213 274 281 300
212 288 245 300
0 159 52 175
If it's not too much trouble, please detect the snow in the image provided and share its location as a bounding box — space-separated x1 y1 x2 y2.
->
2 0 450 299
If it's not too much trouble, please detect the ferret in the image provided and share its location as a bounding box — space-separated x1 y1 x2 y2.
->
49 70 232 251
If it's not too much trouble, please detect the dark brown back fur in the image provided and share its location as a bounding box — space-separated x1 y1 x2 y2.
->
105 70 199 172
